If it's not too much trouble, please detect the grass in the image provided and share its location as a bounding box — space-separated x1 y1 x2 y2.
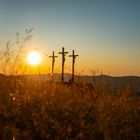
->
0 75 140 140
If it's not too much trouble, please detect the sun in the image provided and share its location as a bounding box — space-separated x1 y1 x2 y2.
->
27 51 42 66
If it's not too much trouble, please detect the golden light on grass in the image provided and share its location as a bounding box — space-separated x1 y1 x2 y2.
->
27 51 42 66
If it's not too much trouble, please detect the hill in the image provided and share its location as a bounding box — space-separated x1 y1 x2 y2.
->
1 73 140 96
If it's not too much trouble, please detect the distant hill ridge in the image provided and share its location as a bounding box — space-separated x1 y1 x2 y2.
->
1 73 140 96
1 73 140 86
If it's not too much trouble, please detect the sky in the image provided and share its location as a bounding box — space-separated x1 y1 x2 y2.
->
0 0 140 76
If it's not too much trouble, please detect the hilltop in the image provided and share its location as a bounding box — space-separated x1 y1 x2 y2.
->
1 73 140 96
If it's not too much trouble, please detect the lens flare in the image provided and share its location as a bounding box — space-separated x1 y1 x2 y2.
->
27 51 42 66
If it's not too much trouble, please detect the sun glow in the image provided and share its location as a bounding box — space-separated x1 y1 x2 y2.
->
27 51 42 66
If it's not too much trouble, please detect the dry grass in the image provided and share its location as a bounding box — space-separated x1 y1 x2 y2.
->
0 75 140 140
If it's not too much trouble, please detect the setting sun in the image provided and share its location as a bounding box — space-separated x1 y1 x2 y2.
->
27 51 42 66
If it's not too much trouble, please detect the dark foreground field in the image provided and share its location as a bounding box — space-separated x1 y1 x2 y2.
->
0 75 140 140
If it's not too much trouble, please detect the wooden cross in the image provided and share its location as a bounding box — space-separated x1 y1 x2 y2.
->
69 50 78 82
58 47 68 82
49 51 58 79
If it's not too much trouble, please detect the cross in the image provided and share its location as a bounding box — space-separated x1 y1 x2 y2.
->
58 47 68 82
69 50 78 82
49 51 58 80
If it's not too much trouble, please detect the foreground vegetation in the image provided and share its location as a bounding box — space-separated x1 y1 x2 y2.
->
0 75 140 140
